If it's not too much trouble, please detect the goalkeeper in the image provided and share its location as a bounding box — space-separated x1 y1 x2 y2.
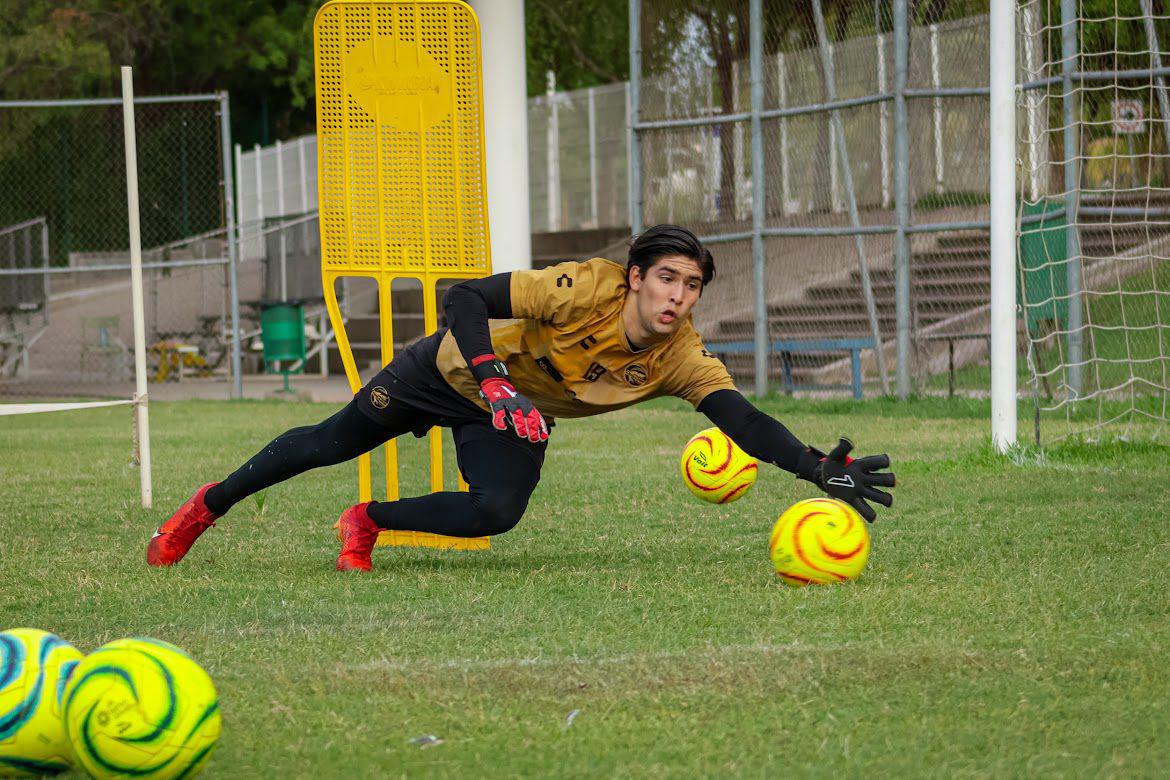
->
147 224 896 571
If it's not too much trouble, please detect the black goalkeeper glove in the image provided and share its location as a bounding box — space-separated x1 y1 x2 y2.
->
797 437 896 522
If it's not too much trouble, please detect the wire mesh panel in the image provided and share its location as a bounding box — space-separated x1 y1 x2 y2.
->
635 0 1001 395
1017 0 1170 442
313 0 491 550
0 97 234 400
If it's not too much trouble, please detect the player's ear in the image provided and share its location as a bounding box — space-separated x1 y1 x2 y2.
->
627 264 643 292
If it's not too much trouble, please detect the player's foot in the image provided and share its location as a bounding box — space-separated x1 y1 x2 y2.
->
336 502 379 572
147 483 221 567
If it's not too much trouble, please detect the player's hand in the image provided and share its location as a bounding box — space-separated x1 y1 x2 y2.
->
800 437 895 522
479 377 549 443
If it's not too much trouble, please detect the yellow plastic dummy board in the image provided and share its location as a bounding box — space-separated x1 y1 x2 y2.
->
313 0 490 550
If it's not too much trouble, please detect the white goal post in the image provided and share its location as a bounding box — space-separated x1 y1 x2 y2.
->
990 0 1018 452
120 66 153 509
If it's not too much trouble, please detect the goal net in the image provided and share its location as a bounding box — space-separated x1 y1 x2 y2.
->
1018 0 1170 442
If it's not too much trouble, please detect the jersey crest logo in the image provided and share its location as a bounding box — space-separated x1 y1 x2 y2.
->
556 274 574 288
623 364 649 387
583 362 607 382
369 386 390 410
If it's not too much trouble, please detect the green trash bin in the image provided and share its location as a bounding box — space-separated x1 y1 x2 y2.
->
1018 199 1069 338
260 302 306 392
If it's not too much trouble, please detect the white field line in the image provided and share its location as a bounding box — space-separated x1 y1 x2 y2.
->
343 641 859 675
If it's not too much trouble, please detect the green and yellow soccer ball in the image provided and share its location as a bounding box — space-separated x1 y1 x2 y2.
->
680 427 758 504
770 498 870 586
63 638 220 780
0 628 83 777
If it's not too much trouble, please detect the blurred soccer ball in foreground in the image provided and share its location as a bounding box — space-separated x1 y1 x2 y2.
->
63 638 220 780
680 427 758 504
770 498 870 586
0 628 83 777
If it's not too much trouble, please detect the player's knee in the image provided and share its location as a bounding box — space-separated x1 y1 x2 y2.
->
470 489 528 536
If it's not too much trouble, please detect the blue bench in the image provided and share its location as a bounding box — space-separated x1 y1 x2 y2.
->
706 338 876 399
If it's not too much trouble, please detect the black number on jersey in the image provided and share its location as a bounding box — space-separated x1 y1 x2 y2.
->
583 362 607 382
701 348 715 359
556 274 574 288
579 334 598 350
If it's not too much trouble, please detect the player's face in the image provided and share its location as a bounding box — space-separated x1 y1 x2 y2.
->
626 255 704 344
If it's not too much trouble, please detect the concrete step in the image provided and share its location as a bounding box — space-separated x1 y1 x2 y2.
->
808 274 990 299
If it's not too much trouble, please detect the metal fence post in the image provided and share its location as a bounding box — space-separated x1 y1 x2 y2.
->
813 0 890 395
1061 0 1083 396
750 0 768 396
628 0 642 233
220 92 242 400
894 0 911 398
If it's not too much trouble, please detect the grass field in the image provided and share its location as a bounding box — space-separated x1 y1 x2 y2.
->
3 396 1169 777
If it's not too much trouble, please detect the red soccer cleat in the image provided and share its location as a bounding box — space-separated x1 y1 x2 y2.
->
336 502 379 572
147 483 221 567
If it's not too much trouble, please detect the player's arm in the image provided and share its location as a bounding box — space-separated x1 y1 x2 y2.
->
442 275 548 442
696 389 896 521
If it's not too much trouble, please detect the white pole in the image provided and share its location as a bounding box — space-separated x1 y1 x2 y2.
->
253 143 264 221
779 52 792 215
665 90 675 222
233 143 244 245
588 86 598 228
990 0 1017 451
298 137 310 214
877 28 891 208
625 81 635 228
468 0 531 272
931 23 945 195
276 139 287 300
1022 3 1043 201
828 42 842 213
546 70 559 232
121 66 152 509
733 59 744 219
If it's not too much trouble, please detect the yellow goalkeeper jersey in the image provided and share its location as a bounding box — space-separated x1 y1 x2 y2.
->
433 257 737 419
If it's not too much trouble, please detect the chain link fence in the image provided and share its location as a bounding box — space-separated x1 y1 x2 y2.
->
633 1 1014 399
0 95 243 400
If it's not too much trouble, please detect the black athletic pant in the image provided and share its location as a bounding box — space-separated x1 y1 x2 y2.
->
203 400 546 537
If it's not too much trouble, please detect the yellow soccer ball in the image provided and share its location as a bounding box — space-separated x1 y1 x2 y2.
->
770 498 870 586
63 638 220 780
680 426 758 504
0 628 83 777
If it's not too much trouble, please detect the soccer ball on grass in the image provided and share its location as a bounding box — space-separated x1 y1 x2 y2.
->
63 637 220 780
0 628 83 777
769 498 870 586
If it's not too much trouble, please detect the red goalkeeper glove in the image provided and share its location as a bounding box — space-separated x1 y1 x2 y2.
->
797 437 895 522
471 355 549 443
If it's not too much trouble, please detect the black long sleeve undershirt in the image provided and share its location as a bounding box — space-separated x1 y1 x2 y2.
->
442 273 513 370
697 389 819 479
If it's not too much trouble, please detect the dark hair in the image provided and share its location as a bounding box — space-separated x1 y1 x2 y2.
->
627 224 715 288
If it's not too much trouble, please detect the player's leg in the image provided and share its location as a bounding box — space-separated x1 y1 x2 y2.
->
336 419 546 571
147 399 419 567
